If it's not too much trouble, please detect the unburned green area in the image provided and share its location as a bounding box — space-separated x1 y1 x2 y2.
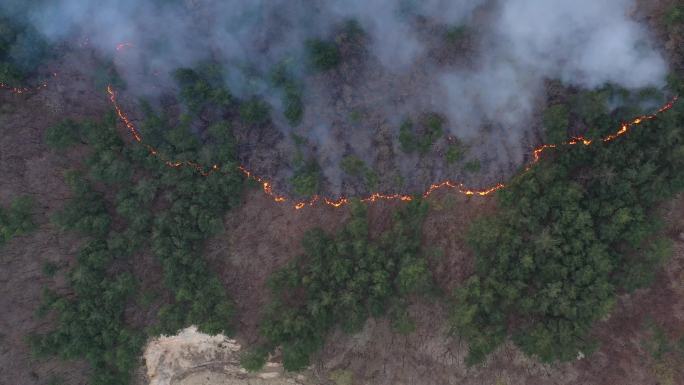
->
244 199 434 371
451 91 684 365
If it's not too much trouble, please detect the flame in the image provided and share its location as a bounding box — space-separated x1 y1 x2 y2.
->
3 59 678 210
105 85 679 210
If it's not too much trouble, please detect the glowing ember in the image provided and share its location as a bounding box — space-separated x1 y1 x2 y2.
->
0 73 56 95
116 42 134 51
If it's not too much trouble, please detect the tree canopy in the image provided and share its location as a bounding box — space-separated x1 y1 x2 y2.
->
251 199 433 371
451 91 684 365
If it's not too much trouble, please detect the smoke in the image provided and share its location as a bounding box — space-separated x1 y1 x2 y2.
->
2 0 669 194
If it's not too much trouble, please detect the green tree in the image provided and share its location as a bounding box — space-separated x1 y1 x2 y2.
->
450 89 684 365
543 104 569 143
240 98 271 126
0 195 35 244
256 199 432 371
45 120 81 150
306 39 341 71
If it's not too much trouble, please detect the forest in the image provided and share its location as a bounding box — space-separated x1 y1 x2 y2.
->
1 2 683 384
450 81 684 365
243 198 433 371
29 68 246 384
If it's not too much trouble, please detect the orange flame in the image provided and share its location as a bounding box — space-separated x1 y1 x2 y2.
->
3 65 677 210
105 85 678 210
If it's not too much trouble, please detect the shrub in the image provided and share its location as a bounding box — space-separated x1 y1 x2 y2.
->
240 347 269 372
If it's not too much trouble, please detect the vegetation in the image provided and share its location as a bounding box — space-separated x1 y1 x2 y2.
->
664 4 684 27
174 65 232 114
463 160 481 173
93 61 126 92
0 15 50 85
290 159 322 197
45 119 81 150
32 68 246 383
239 98 271 126
306 39 341 71
271 63 304 126
399 114 444 155
30 170 142 385
0 195 35 245
543 104 570 143
571 85 659 140
340 155 379 190
450 90 684 365
445 141 466 165
249 199 432 371
445 25 468 44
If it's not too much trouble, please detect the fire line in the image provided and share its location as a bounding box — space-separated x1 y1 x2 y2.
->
105 85 678 210
2 65 678 210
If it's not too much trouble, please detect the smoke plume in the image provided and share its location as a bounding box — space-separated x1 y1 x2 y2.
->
2 0 669 195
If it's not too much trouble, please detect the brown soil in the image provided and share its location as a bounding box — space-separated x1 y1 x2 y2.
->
0 49 111 385
1 1 684 385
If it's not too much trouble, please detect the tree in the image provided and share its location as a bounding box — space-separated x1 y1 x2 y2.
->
255 199 432 371
450 87 684 365
306 39 341 71
45 120 81 150
0 195 35 244
239 98 271 126
543 104 569 143
290 160 322 197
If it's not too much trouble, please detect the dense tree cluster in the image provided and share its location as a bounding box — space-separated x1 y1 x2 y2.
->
340 155 379 190
0 14 49 85
33 80 245 383
399 114 445 155
174 65 232 114
445 141 466 165
271 63 304 126
0 195 35 244
31 172 142 385
542 104 570 143
450 88 684 365
664 4 684 27
246 199 433 371
290 159 322 198
306 39 341 71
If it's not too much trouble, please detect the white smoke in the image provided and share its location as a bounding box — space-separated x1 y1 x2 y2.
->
2 0 669 192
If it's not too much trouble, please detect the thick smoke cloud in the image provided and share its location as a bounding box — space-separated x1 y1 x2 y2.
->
2 0 669 193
